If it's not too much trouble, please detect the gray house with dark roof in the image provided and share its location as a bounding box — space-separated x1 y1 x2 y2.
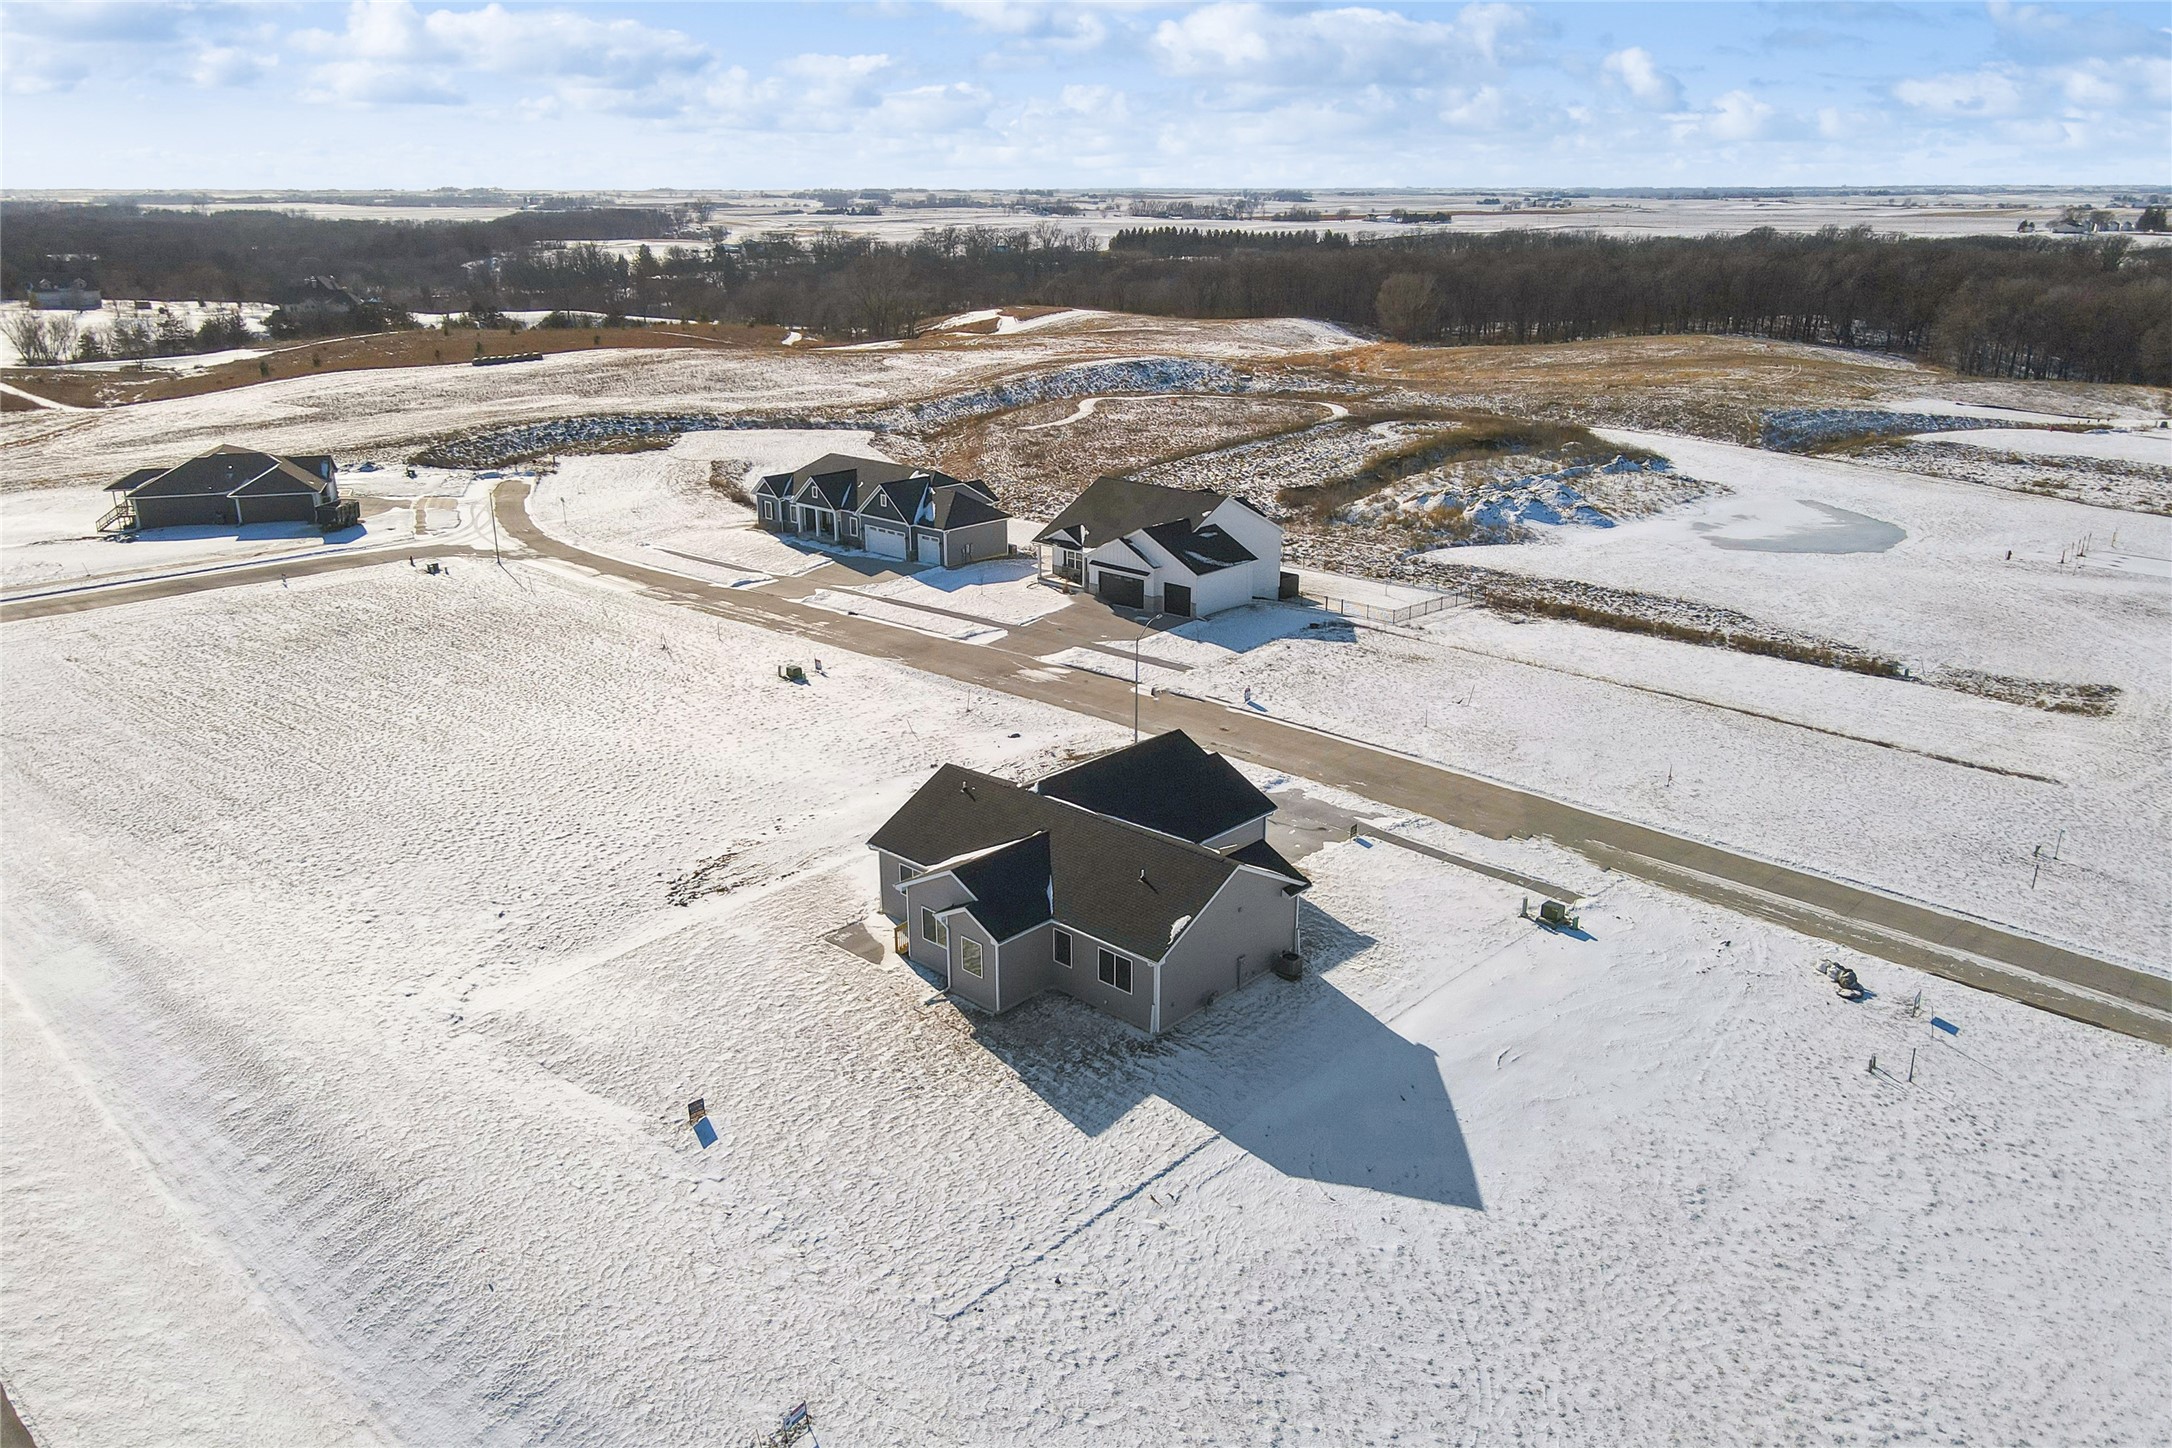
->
868 730 1308 1034
753 452 1010 568
99 444 355 534
1034 475 1285 618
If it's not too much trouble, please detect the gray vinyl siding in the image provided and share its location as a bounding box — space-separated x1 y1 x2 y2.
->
875 849 920 920
132 494 236 530
942 914 1000 1014
1068 941 1153 1033
1202 817 1270 852
997 922 1056 1009
902 874 970 982
1157 870 1300 1032
941 519 1010 568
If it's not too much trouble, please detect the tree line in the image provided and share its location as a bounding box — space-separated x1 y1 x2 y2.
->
6 203 2164 384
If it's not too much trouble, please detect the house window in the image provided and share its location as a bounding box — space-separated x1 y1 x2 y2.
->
921 907 946 947
1097 948 1131 993
1053 929 1072 967
897 862 918 884
959 938 984 978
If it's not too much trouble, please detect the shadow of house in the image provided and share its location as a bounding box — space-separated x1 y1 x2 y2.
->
967 899 1483 1211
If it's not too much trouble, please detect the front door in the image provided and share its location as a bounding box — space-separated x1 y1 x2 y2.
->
1163 582 1193 617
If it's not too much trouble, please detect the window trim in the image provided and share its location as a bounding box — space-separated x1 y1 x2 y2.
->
1097 947 1131 994
920 907 946 947
1053 929 1072 967
897 861 918 885
958 937 984 978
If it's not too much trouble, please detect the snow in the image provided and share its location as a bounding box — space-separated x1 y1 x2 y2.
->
3 561 2163 1443
802 587 1007 644
0 482 441 592
1176 587 2169 966
1913 426 2172 468
994 308 1101 333
849 558 1072 626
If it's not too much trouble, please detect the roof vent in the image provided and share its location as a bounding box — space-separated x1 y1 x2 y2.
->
960 783 975 799
1138 869 1156 892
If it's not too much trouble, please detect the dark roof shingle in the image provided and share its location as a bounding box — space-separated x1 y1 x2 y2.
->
1032 475 1224 548
1035 730 1275 846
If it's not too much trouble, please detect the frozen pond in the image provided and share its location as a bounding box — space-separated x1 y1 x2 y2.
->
1698 499 1906 555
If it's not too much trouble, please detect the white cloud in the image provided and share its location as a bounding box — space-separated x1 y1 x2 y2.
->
1150 2 1530 86
1893 65 2025 117
1705 89 1774 141
936 1 1111 53
190 46 276 89
293 0 711 109
1600 47 1680 110
875 81 997 134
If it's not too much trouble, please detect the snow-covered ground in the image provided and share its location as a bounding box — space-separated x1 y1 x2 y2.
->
4 561 2165 1445
0 479 453 592
1915 425 2172 468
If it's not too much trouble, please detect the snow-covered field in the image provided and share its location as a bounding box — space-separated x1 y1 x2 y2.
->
0 480 437 592
4 561 2165 1447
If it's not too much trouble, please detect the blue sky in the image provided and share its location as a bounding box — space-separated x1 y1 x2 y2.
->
3 2 2166 188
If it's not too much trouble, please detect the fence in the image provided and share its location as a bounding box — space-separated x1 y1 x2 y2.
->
1306 588 1457 626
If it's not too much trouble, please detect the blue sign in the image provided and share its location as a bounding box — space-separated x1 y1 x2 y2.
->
1931 1017 1959 1036
694 1116 718 1148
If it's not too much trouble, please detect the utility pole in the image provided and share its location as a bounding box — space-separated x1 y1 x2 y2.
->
490 482 503 567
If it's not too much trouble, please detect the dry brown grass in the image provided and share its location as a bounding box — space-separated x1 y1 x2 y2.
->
0 322 799 410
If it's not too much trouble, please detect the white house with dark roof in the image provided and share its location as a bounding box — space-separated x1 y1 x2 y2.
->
867 730 1309 1034
1033 475 1286 618
752 452 1011 568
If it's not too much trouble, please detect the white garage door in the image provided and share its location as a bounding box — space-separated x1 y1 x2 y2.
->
866 524 908 559
916 533 944 566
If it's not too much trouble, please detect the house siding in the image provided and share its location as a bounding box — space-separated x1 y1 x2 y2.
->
942 518 1010 568
232 491 320 525
1065 941 1154 1033
997 922 1057 1010
901 873 970 983
1206 498 1284 601
1201 817 1270 852
941 913 1001 1014
1157 870 1300 1032
875 849 921 919
133 494 237 530
1187 564 1253 618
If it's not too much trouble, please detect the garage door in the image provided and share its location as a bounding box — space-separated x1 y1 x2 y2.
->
1096 570 1145 609
866 523 908 559
916 534 944 566
1162 582 1193 618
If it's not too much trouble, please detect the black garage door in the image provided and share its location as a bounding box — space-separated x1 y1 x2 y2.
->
1096 570 1145 609
1162 583 1193 617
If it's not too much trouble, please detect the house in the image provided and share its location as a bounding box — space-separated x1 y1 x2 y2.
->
1033 475 1287 618
277 276 360 318
752 452 1011 568
30 278 99 311
100 445 356 534
868 730 1310 1034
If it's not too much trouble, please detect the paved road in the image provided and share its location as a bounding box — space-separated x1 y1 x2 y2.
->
9 481 2166 1044
0 542 469 623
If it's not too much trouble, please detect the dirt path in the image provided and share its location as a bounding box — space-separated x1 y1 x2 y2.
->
7 480 2163 1044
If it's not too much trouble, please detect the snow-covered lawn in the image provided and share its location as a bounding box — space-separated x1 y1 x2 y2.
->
0 480 435 592
3 561 2163 1444
1915 425 2172 468
1432 429 2172 691
803 587 1007 643
849 557 1071 626
1174 592 2168 965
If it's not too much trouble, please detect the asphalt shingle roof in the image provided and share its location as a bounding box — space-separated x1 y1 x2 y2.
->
872 765 1239 961
1141 519 1256 574
1035 730 1275 846
1033 476 1224 548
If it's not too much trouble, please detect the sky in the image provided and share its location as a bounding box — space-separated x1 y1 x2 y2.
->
1 1 2167 189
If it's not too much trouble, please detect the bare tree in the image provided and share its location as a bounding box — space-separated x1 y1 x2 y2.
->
1 311 77 366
